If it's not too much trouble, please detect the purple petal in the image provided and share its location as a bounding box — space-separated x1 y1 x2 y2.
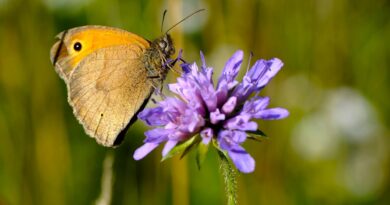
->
162 140 178 156
168 130 189 141
210 109 226 124
164 122 177 130
200 128 213 144
256 58 283 89
167 82 199 107
231 78 254 103
227 147 255 173
222 96 237 114
138 107 168 126
201 91 218 112
217 50 243 90
187 100 206 116
224 114 258 131
159 97 184 112
231 60 264 101
180 62 198 75
252 96 270 110
188 62 200 76
254 108 289 120
180 62 192 73
178 109 205 133
218 130 247 144
215 80 228 106
222 50 243 79
204 67 213 82
133 143 159 160
218 132 254 173
144 128 171 143
241 96 270 115
200 51 206 69
246 60 264 81
231 58 283 102
227 80 238 90
167 83 182 96
231 130 247 143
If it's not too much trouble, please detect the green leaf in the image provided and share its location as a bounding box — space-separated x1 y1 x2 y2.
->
161 135 198 162
196 141 210 170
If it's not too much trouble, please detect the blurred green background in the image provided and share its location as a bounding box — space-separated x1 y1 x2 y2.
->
0 0 389 204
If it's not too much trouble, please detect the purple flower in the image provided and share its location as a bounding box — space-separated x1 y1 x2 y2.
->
134 50 289 173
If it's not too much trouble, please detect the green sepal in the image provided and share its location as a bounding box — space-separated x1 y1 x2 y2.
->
247 135 263 142
246 129 267 142
247 129 267 137
161 135 199 162
212 138 229 160
196 140 210 170
180 135 201 159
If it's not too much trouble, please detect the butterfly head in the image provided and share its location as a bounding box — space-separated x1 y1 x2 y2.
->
153 34 175 58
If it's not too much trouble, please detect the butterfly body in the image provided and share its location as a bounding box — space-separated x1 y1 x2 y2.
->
50 25 174 147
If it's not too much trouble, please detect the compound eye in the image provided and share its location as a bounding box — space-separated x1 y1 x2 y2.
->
159 41 167 49
73 42 82 51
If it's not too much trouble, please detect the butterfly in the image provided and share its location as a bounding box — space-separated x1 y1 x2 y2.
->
50 9 204 147
50 25 175 147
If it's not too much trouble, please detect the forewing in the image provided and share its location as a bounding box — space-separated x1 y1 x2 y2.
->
50 33 74 82
50 26 151 83
68 45 153 147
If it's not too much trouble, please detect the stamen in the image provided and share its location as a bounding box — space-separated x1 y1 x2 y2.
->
246 51 253 74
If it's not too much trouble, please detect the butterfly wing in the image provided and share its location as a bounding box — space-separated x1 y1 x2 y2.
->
68 44 153 146
50 25 150 83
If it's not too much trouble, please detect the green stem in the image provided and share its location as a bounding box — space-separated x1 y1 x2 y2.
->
218 151 238 205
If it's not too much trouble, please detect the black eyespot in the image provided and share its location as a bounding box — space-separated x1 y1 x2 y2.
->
73 42 82 51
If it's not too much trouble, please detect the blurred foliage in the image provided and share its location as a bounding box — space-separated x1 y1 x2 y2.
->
0 0 389 204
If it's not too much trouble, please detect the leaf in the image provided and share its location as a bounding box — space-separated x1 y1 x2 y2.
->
196 141 210 170
161 135 198 162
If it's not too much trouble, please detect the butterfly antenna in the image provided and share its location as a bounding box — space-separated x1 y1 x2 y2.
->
161 9 168 33
165 8 205 34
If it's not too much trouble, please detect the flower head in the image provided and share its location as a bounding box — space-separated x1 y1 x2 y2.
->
134 50 289 173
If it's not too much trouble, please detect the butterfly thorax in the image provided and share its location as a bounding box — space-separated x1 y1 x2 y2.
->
143 34 174 82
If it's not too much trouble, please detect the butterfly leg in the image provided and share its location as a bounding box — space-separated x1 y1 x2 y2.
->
146 76 166 99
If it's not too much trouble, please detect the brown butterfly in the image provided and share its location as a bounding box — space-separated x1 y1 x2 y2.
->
50 10 203 147
50 25 174 147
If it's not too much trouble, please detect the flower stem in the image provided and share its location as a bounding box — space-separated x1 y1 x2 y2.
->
218 151 237 205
